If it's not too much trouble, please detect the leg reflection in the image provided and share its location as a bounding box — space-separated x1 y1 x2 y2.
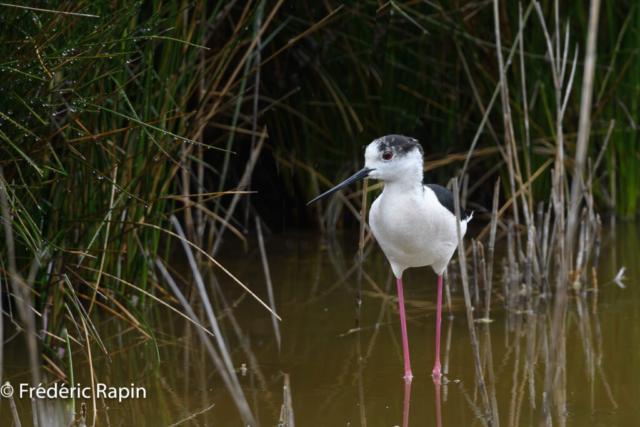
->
434 377 442 427
403 379 412 427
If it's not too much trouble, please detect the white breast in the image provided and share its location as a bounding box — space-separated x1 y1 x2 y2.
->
369 185 468 278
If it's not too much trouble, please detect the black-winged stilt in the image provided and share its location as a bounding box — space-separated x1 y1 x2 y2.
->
309 135 472 380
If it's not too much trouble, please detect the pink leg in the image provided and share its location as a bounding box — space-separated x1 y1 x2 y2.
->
397 278 413 380
432 274 443 377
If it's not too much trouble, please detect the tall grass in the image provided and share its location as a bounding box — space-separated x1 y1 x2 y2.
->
0 0 303 423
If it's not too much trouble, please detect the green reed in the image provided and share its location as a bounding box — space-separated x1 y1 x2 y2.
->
0 1 289 423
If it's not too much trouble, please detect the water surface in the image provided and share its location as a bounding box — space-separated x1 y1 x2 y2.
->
2 222 639 426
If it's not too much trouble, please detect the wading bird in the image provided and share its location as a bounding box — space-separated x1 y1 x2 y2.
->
308 135 471 380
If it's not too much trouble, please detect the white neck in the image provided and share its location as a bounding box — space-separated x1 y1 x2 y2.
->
382 169 423 193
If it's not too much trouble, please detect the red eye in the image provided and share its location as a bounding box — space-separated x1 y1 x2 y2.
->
382 151 393 160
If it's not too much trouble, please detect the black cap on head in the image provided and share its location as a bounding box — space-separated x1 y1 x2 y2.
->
375 135 424 157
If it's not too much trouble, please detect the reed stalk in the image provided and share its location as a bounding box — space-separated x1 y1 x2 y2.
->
31 398 38 427
155 258 256 425
78 314 96 427
452 177 493 426
486 178 500 318
256 216 281 351
493 0 524 257
356 179 369 328
8 383 22 427
543 0 602 423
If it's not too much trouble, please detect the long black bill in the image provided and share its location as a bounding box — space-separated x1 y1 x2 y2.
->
307 167 374 205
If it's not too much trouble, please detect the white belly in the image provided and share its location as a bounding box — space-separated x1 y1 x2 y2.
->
369 185 467 278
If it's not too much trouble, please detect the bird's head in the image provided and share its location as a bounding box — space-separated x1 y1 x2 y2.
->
364 135 424 184
308 135 424 205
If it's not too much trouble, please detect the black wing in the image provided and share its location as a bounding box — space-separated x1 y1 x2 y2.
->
425 184 471 221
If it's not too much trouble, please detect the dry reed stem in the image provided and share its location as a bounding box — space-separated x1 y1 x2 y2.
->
542 201 551 279
492 0 521 208
444 318 454 377
172 217 241 381
74 265 215 337
468 156 554 256
127 218 280 320
467 159 505 198
73 294 147 340
31 397 38 427
572 209 587 290
193 0 286 141
459 3 534 183
452 177 493 426
0 167 45 422
486 178 500 318
154 259 256 424
0 2 99 17
40 330 83 348
444 266 452 318
525 224 534 311
477 242 488 318
518 2 533 214
455 40 503 171
283 373 295 427
255 216 281 351
311 172 326 234
209 276 271 397
536 202 544 246
560 47 580 118
587 119 615 188
472 240 480 309
7 382 22 427
244 1 265 229
592 214 602 291
507 221 517 309
280 153 371 231
88 166 118 314
533 0 568 286
78 314 97 427
211 127 267 256
356 331 367 427
63 276 109 357
356 179 369 327
167 403 216 427
543 0 602 423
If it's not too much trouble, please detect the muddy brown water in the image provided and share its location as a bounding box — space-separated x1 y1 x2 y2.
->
2 222 639 426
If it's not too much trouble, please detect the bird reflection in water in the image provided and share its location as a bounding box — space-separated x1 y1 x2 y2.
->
400 377 442 427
